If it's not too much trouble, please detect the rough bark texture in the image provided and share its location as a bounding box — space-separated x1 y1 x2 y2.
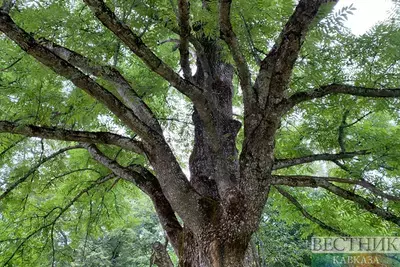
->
151 242 175 267
2 0 400 266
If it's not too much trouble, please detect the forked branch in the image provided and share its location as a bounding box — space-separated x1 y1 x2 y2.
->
83 0 204 102
40 40 162 133
1 8 199 233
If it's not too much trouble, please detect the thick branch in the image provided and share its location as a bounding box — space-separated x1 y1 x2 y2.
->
0 13 194 231
289 83 400 106
271 175 400 202
255 0 337 104
0 11 155 141
40 40 161 133
219 0 253 110
83 0 204 102
0 121 144 153
177 0 192 80
0 145 82 201
83 144 184 248
273 150 368 170
275 186 349 236
271 175 400 226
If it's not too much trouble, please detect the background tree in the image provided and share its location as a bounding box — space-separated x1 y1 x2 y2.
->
0 0 400 266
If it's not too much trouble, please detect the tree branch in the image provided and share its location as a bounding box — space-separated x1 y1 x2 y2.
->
40 40 162 133
0 56 22 71
271 175 400 226
83 144 184 249
239 11 261 65
271 175 400 202
0 121 144 153
332 159 351 172
5 0 210 231
42 168 101 191
338 110 349 152
82 0 204 102
275 186 349 236
273 150 368 170
345 111 373 128
289 83 400 107
336 110 371 153
255 0 337 105
83 144 147 184
0 13 194 233
0 145 83 201
219 0 254 111
0 11 155 141
177 0 192 80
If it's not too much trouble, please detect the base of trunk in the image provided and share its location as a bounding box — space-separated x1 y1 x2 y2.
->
177 229 251 267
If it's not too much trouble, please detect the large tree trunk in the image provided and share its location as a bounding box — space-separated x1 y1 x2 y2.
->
159 36 266 267
178 228 251 267
152 224 255 267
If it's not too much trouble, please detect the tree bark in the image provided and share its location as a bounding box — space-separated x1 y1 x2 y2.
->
151 242 174 267
177 228 252 267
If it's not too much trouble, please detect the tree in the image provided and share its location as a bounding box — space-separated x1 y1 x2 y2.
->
0 0 400 266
